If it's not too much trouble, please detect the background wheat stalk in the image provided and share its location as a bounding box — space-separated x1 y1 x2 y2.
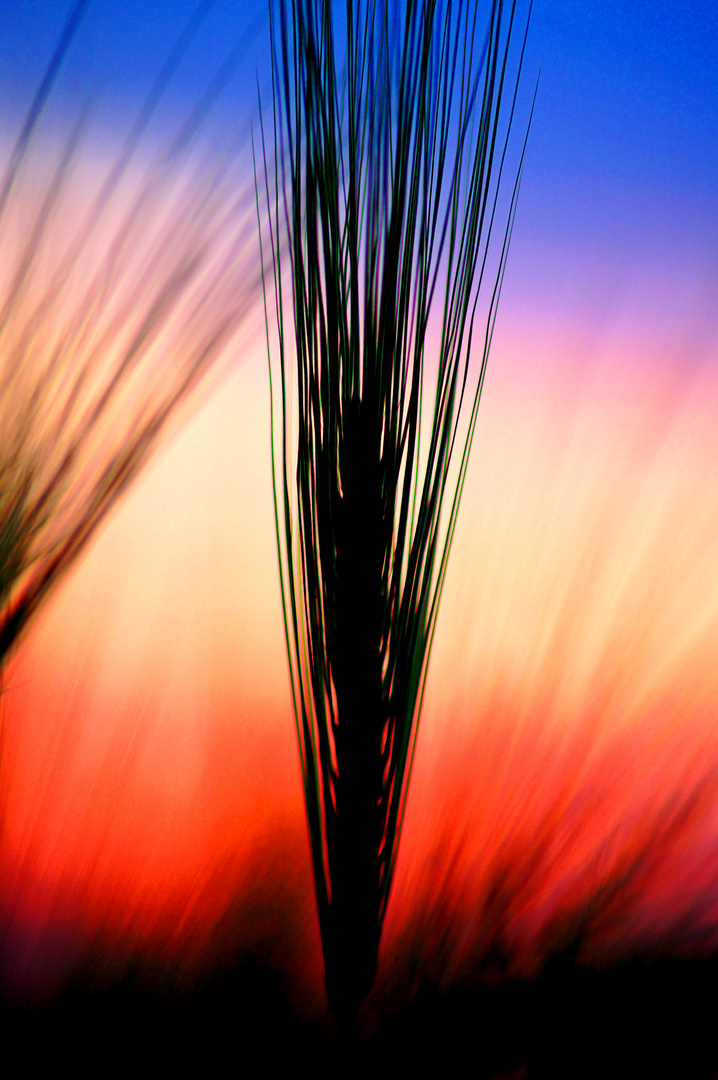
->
259 0 533 1019
0 0 260 667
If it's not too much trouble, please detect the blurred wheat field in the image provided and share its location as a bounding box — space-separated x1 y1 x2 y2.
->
2 288 718 1019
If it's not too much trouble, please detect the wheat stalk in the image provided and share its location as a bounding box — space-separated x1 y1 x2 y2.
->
0 1 260 664
258 0 534 1019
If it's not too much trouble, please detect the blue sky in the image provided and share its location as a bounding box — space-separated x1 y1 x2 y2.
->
1 1 716 365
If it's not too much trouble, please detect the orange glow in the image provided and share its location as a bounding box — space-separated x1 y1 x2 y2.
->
2 318 718 1014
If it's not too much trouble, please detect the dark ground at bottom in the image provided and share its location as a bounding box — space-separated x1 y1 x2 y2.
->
1 951 717 1077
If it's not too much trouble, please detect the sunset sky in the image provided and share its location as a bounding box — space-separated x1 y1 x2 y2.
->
1 0 717 1019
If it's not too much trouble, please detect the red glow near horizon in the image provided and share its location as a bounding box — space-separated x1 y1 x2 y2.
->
3 312 718 1017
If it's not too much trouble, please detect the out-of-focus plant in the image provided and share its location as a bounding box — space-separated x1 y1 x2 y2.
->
0 0 260 665
258 0 533 1020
